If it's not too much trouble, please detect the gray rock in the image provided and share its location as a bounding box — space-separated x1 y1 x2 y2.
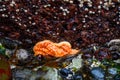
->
108 39 120 46
16 49 29 60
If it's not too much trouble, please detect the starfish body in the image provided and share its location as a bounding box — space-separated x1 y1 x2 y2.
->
33 40 79 57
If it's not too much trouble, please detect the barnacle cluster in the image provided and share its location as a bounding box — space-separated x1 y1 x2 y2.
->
33 40 79 57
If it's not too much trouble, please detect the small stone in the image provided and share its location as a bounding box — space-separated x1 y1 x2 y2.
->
16 49 29 60
12 68 38 80
114 74 120 80
108 39 120 46
91 67 105 80
108 68 117 75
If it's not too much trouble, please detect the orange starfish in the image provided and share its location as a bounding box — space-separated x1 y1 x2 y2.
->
33 40 79 57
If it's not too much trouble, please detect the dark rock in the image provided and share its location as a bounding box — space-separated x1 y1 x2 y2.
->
114 74 120 80
59 68 73 78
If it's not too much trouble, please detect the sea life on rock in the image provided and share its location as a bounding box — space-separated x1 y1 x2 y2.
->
9 48 33 66
33 40 79 58
12 68 41 80
41 66 61 80
114 74 120 80
66 54 82 69
0 37 22 49
59 68 73 79
108 68 117 75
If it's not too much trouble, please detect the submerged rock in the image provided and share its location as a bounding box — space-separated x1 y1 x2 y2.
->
91 67 105 80
114 74 120 80
39 66 62 80
12 68 41 80
15 49 33 64
0 55 11 80
108 68 117 75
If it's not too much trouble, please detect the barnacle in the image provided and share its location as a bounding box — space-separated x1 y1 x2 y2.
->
33 40 79 57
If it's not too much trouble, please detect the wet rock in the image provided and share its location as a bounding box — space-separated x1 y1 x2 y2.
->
111 52 120 60
0 43 6 55
0 37 22 49
95 49 111 60
108 68 117 75
109 45 120 51
84 58 93 66
66 54 82 69
0 55 11 80
108 39 120 46
113 59 120 64
59 68 73 78
12 68 41 80
114 74 120 80
91 67 105 80
5 49 13 58
73 74 83 80
39 66 62 80
15 49 33 65
91 60 101 68
82 53 93 59
73 71 83 80
16 49 29 60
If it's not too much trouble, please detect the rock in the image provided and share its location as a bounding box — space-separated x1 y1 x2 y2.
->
12 68 31 80
59 68 73 78
91 67 105 80
0 37 22 49
108 68 117 75
15 49 33 64
66 54 82 69
16 49 29 60
108 39 120 46
40 66 62 80
111 52 120 60
0 55 11 80
114 74 120 80
12 68 41 80
73 71 83 80
73 74 83 80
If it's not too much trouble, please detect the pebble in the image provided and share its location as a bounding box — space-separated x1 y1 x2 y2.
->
114 74 120 80
16 49 29 60
108 39 120 46
91 67 105 80
59 68 73 78
12 68 31 80
108 68 117 75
